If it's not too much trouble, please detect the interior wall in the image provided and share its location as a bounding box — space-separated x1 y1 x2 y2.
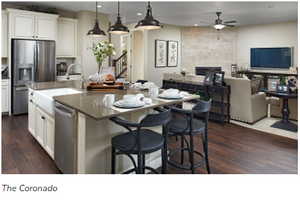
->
236 21 298 68
76 11 110 79
145 25 182 87
181 27 237 76
181 21 297 76
131 31 145 82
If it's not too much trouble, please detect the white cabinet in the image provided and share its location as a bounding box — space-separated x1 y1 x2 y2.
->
57 18 78 57
28 90 36 137
35 107 45 146
1 80 9 113
35 106 55 159
35 15 57 40
44 115 55 158
7 9 58 40
2 11 8 57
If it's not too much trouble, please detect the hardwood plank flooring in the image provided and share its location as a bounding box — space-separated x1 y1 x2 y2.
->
1 115 297 174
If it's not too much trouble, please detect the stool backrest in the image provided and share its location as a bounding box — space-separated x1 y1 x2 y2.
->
140 109 171 128
192 99 212 113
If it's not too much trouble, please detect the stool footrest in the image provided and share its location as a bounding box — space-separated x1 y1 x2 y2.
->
168 148 206 170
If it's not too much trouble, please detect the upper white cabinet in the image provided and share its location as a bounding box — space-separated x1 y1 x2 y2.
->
57 17 78 57
2 11 8 57
7 9 58 40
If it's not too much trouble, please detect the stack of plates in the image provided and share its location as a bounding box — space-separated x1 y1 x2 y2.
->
113 100 145 109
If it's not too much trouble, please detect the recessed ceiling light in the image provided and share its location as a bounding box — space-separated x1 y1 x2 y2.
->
137 12 143 16
194 24 198 26
97 4 102 8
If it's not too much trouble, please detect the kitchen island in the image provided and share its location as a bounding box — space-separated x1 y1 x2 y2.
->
28 81 199 174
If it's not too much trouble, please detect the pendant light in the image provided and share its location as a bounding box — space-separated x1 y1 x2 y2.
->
87 1 106 36
108 1 129 34
135 1 161 30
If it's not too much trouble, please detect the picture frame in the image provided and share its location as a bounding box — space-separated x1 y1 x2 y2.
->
155 40 168 67
203 71 215 86
167 40 178 67
213 71 225 86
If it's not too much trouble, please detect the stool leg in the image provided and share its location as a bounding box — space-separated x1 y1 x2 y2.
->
180 135 184 164
202 133 210 174
137 153 143 174
161 148 166 174
142 154 145 174
189 135 195 174
111 147 116 174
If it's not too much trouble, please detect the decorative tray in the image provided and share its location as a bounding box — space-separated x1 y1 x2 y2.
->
87 82 124 91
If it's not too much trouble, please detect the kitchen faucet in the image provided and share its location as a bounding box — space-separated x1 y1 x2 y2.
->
65 64 82 79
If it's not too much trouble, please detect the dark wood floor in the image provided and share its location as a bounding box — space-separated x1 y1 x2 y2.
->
2 115 297 174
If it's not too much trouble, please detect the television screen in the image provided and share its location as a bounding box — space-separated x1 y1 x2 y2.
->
250 47 292 69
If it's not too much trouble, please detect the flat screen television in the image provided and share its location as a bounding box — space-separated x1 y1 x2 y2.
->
250 47 292 69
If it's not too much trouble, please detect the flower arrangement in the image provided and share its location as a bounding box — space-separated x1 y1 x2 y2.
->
91 41 116 73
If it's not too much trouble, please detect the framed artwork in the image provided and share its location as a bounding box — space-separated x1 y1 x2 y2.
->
213 71 225 86
167 40 178 67
155 40 167 67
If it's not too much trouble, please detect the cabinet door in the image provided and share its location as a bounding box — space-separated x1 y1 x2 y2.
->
28 99 36 137
35 16 57 40
57 18 77 57
11 13 35 39
1 84 9 113
2 12 8 57
44 115 55 159
35 107 45 146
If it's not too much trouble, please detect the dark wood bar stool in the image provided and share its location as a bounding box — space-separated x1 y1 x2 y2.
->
110 109 171 174
167 99 212 174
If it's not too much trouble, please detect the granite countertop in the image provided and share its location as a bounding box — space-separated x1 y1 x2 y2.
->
54 90 199 120
27 80 83 90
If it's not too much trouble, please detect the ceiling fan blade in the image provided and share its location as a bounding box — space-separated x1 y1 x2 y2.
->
225 24 235 27
224 20 237 24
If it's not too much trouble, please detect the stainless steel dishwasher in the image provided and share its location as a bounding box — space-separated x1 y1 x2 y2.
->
54 102 77 174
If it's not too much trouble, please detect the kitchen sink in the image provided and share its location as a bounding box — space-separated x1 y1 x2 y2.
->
34 88 82 116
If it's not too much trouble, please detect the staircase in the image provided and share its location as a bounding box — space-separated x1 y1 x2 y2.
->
113 51 127 79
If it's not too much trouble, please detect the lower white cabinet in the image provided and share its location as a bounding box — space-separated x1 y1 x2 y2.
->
28 99 36 137
28 96 55 159
2 80 9 113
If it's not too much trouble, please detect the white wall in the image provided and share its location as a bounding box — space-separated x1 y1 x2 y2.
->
145 25 181 87
76 11 111 78
181 27 237 75
236 21 298 68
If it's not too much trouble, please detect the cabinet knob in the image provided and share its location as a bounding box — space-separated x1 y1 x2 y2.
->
30 100 33 103
30 92 33 95
41 116 45 120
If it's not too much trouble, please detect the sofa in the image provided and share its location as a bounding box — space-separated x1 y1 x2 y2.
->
224 77 267 124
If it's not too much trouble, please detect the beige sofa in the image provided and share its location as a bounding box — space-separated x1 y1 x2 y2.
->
224 77 267 124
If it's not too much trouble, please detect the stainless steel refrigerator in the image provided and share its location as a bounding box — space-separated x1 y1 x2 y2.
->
12 39 56 115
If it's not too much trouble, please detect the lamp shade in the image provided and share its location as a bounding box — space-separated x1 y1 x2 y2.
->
135 2 161 30
108 2 129 34
87 2 106 36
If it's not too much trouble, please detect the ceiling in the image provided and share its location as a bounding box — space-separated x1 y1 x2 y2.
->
9 1 298 27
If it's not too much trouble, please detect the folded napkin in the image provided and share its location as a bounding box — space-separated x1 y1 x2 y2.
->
161 88 180 97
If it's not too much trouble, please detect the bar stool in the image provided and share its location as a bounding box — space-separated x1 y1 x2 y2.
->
167 99 211 174
110 109 171 174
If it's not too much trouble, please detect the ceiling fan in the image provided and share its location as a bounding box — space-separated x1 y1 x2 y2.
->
213 11 237 30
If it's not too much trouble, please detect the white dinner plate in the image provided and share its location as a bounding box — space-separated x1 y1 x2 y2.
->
113 100 145 108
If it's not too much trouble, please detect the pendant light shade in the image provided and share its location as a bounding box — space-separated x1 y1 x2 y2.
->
87 2 106 36
108 1 129 34
135 1 161 30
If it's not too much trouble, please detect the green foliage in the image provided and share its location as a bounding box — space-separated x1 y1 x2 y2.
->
91 41 116 65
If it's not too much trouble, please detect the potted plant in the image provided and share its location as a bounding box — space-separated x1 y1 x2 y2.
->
91 41 116 74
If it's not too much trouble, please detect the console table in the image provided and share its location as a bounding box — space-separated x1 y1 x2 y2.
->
162 79 231 124
237 70 298 88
